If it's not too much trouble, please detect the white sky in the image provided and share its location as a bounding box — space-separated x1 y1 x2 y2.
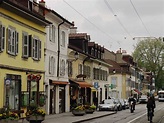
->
45 0 164 54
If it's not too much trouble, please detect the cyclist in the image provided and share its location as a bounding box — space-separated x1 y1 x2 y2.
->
147 96 155 123
128 95 136 112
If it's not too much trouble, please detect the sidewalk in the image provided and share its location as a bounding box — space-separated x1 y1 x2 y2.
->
20 111 115 123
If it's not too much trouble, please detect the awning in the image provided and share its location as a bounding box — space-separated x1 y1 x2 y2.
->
51 81 69 85
76 81 93 88
90 87 97 92
69 79 92 88
133 89 141 94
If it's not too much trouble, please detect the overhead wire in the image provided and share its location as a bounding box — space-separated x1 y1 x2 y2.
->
63 0 121 47
104 0 133 40
129 0 151 36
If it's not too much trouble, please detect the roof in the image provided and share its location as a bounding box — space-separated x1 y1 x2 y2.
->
0 0 51 25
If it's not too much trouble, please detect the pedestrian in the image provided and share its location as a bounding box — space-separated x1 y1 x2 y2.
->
93 97 98 110
147 96 155 122
70 95 77 110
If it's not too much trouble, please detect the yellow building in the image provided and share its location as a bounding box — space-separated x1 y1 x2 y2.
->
0 0 50 113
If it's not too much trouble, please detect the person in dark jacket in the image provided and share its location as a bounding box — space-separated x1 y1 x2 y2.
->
147 96 156 122
128 95 136 110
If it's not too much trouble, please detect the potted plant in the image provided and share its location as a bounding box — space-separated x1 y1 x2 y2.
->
72 104 85 116
0 108 19 123
85 104 96 114
26 104 46 123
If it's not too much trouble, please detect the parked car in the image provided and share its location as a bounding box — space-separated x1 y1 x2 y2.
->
124 99 129 109
114 98 122 111
119 98 126 110
139 95 148 104
98 99 117 112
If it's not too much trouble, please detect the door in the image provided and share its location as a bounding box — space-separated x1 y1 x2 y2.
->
59 86 65 113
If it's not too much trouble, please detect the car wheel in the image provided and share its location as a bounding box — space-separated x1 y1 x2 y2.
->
115 107 118 113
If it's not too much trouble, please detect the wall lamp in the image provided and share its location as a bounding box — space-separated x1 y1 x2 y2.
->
67 51 79 62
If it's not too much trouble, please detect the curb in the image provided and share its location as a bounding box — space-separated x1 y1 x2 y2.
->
72 112 116 123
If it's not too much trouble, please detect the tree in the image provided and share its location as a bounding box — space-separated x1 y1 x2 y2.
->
132 38 164 90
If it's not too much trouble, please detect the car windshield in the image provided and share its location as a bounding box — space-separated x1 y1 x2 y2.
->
104 99 114 104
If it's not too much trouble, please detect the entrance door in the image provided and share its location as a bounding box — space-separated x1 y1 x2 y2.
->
59 86 65 113
50 86 56 114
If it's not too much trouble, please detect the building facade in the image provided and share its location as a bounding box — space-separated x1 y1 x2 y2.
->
0 0 50 115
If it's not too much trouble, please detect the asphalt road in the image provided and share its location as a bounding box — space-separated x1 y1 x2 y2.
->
81 101 164 123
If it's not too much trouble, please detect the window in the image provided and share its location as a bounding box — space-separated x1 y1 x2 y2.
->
0 24 5 52
68 61 72 77
61 31 65 47
49 24 55 42
32 37 41 60
60 59 65 76
111 77 117 88
91 48 94 56
22 32 29 57
78 64 83 75
49 56 55 75
7 27 19 55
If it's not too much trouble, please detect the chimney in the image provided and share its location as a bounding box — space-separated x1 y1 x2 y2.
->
39 0 45 7
70 21 77 34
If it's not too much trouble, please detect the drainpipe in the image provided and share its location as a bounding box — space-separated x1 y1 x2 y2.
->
57 20 65 78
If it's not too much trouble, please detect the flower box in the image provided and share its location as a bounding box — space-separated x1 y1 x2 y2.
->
26 115 45 123
85 109 94 114
72 110 85 116
0 119 19 123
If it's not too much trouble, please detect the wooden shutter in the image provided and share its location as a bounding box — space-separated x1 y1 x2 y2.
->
38 40 41 60
15 31 19 55
28 35 32 57
7 28 11 53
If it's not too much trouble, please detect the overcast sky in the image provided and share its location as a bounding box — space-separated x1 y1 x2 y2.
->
45 0 164 54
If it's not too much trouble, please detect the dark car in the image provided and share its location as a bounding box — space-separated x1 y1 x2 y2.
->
124 99 129 109
119 99 126 110
114 99 122 111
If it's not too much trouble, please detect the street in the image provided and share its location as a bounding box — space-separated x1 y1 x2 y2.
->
81 101 164 123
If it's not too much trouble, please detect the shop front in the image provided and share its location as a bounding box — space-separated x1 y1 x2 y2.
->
49 80 69 114
69 79 92 107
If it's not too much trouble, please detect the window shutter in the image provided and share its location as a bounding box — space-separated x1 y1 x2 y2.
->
32 38 35 58
0 25 2 52
7 28 11 53
2 26 5 51
28 35 32 57
38 40 41 60
22 33 29 57
49 25 52 41
49 56 52 74
15 31 19 55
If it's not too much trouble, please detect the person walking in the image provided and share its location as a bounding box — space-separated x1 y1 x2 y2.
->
147 96 156 123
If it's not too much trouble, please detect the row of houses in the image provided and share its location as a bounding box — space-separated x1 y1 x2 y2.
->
0 0 153 116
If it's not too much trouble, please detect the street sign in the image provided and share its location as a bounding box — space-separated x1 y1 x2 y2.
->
94 82 99 89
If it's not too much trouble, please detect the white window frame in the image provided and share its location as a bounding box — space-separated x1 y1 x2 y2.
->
49 24 55 42
49 56 55 75
60 59 65 76
7 27 18 56
78 64 83 75
32 37 41 60
0 24 5 52
61 31 65 47
22 32 29 58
